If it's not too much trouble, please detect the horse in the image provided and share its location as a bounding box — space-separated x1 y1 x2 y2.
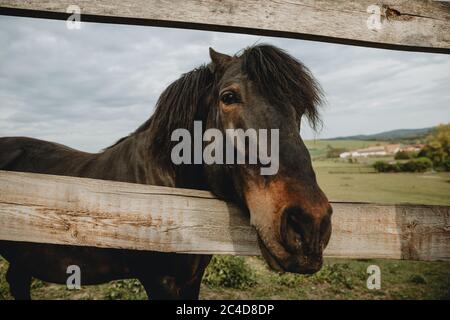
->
0 44 332 300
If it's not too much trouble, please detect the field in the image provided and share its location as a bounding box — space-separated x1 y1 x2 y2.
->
1 257 449 300
0 139 449 300
306 139 450 206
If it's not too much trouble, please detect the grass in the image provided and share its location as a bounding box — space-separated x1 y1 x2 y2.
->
202 257 450 300
304 139 450 206
1 256 449 300
313 160 450 205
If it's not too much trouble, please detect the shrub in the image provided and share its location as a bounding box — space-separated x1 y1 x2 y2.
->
394 151 416 160
373 161 387 172
373 158 432 173
398 162 414 172
373 161 399 173
399 157 432 172
414 157 433 171
444 157 450 172
203 256 256 289
419 123 449 167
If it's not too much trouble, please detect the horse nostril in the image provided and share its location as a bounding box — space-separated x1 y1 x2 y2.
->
281 205 331 255
281 206 313 253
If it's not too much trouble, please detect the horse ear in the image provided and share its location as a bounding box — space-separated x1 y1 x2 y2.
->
208 47 232 73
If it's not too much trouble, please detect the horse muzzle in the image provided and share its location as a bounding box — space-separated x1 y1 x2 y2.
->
255 204 332 274
258 234 325 274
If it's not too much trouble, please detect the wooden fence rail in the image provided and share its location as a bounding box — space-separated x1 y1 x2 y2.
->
0 0 449 53
0 170 449 261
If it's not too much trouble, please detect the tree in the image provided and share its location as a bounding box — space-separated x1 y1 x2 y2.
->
326 145 347 158
418 123 450 170
394 150 416 160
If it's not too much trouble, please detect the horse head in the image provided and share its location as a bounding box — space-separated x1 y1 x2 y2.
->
203 45 332 274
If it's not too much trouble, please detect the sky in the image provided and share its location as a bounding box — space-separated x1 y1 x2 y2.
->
0 15 449 153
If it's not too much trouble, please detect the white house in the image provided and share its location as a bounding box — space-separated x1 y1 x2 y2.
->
339 144 401 158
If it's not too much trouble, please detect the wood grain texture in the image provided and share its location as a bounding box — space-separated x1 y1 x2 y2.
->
0 170 449 261
0 0 449 53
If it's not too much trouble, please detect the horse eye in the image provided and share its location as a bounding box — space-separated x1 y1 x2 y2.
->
220 91 240 105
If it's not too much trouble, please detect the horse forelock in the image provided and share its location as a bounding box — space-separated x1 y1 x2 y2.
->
240 44 324 131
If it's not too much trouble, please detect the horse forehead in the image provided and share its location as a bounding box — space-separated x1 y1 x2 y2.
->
220 60 244 84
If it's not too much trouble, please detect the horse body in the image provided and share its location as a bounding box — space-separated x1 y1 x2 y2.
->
0 135 210 299
0 44 332 300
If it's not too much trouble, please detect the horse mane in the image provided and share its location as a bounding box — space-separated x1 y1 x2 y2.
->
104 65 214 151
240 44 324 130
105 44 323 152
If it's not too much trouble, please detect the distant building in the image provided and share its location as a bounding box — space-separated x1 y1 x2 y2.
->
385 144 401 154
399 144 425 153
339 144 405 158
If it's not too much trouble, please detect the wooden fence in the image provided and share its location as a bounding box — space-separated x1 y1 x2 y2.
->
0 170 449 261
0 0 449 53
0 1 449 262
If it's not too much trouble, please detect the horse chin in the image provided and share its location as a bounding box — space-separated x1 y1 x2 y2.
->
257 235 284 272
257 235 323 274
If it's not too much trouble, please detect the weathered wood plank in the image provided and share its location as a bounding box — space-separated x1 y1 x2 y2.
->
0 170 449 261
0 0 449 53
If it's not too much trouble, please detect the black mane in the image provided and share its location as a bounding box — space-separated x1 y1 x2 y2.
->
105 65 214 151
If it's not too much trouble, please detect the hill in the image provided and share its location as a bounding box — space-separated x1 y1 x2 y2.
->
329 127 434 141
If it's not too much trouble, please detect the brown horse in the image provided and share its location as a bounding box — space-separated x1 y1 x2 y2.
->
0 44 332 300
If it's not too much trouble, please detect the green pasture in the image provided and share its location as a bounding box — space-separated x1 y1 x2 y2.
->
312 160 450 206
1 256 448 300
304 139 450 205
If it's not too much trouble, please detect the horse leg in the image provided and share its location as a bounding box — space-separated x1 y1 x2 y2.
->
177 256 211 300
139 276 181 300
177 275 203 300
139 275 202 300
6 264 32 300
139 256 211 300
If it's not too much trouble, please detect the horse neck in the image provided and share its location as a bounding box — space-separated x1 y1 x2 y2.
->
93 130 157 185
97 81 214 188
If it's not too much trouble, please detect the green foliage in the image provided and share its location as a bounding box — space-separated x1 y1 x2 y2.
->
1 256 450 300
326 145 348 159
373 161 399 172
311 263 354 289
444 157 450 172
373 158 432 173
0 259 11 300
399 157 432 172
203 256 256 289
408 274 427 285
106 279 146 300
272 272 302 288
419 124 450 170
394 151 416 160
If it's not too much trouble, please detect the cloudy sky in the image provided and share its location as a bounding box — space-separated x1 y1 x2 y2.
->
1 15 449 152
